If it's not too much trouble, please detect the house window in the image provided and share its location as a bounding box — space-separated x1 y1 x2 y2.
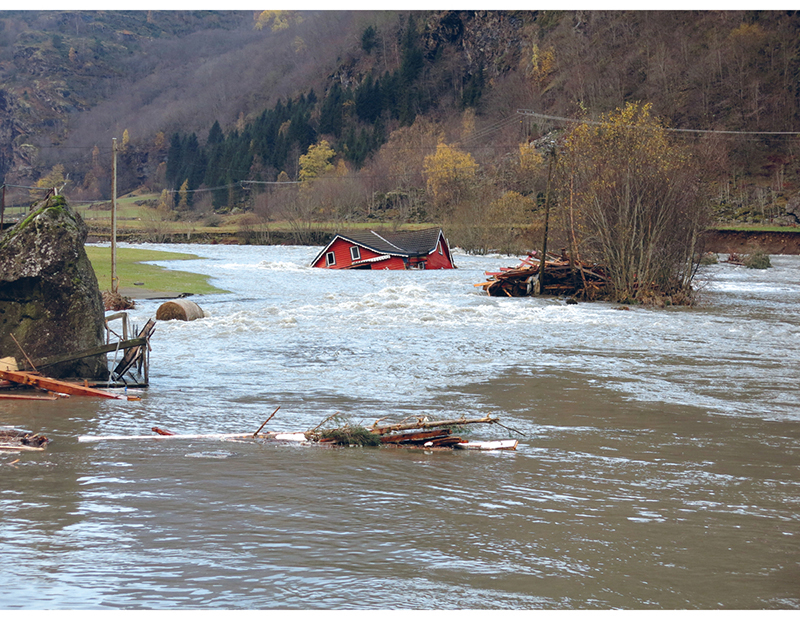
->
438 242 443 255
326 252 336 266
350 246 361 261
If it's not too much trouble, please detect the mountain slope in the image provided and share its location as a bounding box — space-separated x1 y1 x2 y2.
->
2 10 799 225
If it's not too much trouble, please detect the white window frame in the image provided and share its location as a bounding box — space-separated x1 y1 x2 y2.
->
326 251 336 266
350 246 361 261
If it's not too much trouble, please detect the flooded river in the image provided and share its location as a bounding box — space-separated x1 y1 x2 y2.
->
2 244 799 609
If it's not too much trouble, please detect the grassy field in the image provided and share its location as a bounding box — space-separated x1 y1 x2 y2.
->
711 224 800 233
84 246 228 295
73 193 441 237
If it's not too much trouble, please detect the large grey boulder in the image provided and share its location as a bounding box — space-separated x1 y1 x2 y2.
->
0 195 107 379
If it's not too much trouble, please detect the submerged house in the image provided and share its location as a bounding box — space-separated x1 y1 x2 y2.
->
310 228 456 270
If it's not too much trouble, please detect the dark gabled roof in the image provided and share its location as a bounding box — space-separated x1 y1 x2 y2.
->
338 228 444 257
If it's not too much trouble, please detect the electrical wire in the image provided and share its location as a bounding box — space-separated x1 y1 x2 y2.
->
516 109 800 136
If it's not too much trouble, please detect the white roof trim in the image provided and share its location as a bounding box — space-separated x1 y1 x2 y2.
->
352 254 392 265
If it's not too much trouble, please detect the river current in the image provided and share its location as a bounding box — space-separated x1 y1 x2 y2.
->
2 244 799 609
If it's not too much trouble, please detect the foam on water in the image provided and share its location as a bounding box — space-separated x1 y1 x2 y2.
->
106 243 800 426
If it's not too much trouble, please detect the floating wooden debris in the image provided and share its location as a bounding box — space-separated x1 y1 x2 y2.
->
454 440 519 450
0 428 49 452
475 251 608 299
0 392 59 400
79 412 520 451
0 369 140 400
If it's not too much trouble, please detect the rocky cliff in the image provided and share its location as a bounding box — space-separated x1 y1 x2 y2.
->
0 194 107 378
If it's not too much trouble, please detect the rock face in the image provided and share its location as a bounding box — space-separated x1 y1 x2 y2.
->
0 195 107 378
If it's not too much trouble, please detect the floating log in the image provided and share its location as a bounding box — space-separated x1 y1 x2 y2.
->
380 429 452 444
370 415 497 435
454 440 519 450
156 300 204 321
79 432 269 442
0 393 59 401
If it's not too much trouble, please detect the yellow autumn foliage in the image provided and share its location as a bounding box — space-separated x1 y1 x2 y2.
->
529 44 555 86
255 10 300 32
518 142 544 172
32 164 67 197
423 141 478 205
488 191 536 224
299 140 336 183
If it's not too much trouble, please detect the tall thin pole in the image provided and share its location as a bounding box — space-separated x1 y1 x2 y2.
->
111 137 118 294
537 146 556 295
1 184 5 231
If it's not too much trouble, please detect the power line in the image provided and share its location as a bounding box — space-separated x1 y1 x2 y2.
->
240 180 300 185
516 109 800 136
1 183 52 191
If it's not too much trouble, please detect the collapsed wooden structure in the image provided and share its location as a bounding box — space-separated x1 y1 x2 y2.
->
475 251 609 298
0 312 153 401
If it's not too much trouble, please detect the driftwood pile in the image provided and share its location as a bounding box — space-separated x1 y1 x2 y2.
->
475 251 608 298
79 411 520 451
307 413 519 450
103 290 135 311
0 428 49 452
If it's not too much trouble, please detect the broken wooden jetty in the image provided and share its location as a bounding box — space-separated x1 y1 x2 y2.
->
0 311 154 400
79 412 521 451
475 251 608 299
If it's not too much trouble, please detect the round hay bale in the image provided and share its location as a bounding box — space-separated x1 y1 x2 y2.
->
156 299 204 321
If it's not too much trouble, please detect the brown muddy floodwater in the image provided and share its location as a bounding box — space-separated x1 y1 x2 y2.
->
1 244 798 609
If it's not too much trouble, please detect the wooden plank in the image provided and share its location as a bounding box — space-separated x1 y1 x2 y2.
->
32 338 147 370
79 432 271 442
0 369 132 399
370 415 496 435
423 436 465 447
0 393 59 401
380 429 451 444
113 319 155 379
454 439 518 451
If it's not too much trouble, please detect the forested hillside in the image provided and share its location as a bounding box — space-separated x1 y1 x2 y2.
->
2 10 800 250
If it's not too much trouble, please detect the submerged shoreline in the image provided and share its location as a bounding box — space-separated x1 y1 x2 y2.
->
87 228 800 255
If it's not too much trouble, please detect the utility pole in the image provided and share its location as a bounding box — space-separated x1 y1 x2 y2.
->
536 145 556 295
1 184 5 230
111 137 118 294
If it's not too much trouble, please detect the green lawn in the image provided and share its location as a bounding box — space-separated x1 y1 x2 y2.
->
84 246 228 295
711 224 800 233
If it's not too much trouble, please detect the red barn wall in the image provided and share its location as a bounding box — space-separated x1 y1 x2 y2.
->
313 233 454 269
423 236 455 269
313 238 393 269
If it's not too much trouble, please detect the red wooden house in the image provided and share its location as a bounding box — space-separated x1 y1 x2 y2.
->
310 228 456 270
